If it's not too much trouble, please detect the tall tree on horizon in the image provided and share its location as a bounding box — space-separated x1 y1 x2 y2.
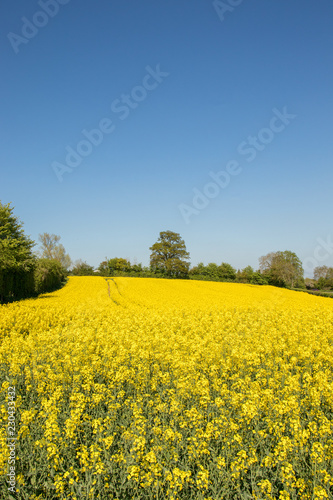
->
150 230 190 278
259 250 304 288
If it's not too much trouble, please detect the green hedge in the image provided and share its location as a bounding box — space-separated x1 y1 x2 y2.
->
34 259 67 294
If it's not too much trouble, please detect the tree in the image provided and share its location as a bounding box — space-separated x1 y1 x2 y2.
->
150 230 190 278
38 233 71 270
0 201 36 302
250 272 268 285
259 250 304 288
107 258 131 275
237 266 251 283
313 266 333 290
131 262 143 275
34 259 67 294
189 262 236 282
97 258 145 277
204 263 219 280
236 266 254 283
218 262 236 281
313 265 329 280
71 260 95 276
97 261 109 276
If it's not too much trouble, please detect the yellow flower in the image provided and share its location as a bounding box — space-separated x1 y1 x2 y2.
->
0 276 333 497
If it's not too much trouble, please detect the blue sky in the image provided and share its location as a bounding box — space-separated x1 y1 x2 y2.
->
1 0 333 276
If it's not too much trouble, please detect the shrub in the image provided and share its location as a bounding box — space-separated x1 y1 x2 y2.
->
34 259 67 294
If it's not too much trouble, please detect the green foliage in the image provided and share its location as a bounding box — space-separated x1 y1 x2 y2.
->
107 258 131 276
97 259 147 277
189 263 210 281
0 203 70 302
250 272 268 285
305 278 316 290
0 201 36 303
131 263 144 274
34 259 67 294
150 231 190 278
259 250 304 288
189 262 237 283
307 290 333 298
204 263 220 281
38 233 71 270
71 260 95 276
217 262 237 281
313 266 333 290
236 266 255 283
97 261 109 277
313 265 332 281
190 263 266 286
293 288 333 299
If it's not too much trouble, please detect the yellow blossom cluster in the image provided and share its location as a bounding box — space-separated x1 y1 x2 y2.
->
0 277 333 499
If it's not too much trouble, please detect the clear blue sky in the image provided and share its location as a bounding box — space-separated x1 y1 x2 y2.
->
1 0 333 276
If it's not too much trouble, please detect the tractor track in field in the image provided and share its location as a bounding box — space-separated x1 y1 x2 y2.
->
105 278 122 306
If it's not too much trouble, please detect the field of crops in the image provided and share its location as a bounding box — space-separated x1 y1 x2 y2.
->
1 277 333 499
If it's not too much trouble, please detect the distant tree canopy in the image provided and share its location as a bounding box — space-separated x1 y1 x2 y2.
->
189 262 237 282
236 266 254 283
150 231 190 278
38 233 71 270
236 266 268 285
313 266 333 290
108 258 131 275
189 263 268 285
0 201 36 302
259 250 304 288
71 260 95 276
97 259 146 277
313 265 333 281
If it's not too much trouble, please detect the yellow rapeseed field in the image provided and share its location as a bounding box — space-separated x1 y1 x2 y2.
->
1 277 333 499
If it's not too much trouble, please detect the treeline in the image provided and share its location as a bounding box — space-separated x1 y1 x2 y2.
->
189 263 268 284
74 258 268 285
70 236 305 289
71 236 332 293
2 202 332 303
71 258 188 279
71 258 298 288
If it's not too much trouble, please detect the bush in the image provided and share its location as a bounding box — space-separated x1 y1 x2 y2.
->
34 259 67 294
189 262 236 283
250 272 268 285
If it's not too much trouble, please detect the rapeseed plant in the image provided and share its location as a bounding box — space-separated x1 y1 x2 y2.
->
0 277 333 499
